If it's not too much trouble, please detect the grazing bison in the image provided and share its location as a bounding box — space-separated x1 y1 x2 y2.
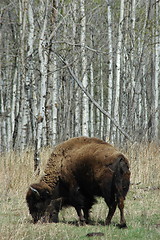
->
26 137 130 227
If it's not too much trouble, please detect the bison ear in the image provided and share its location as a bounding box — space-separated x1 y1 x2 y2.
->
30 186 40 198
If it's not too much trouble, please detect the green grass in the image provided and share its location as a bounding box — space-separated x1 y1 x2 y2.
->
0 145 160 240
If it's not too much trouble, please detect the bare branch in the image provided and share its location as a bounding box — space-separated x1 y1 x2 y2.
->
56 53 134 143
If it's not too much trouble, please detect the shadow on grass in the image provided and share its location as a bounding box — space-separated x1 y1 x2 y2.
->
61 219 124 228
26 217 127 229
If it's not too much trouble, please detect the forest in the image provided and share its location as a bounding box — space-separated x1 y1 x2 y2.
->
0 0 160 154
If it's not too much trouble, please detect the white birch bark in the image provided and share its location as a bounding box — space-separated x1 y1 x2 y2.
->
0 84 7 151
100 55 104 138
34 0 49 172
128 0 136 136
27 0 37 141
106 0 113 141
114 0 124 142
96 86 100 137
46 0 58 145
80 0 89 136
6 87 12 150
73 1 81 136
19 0 28 150
142 65 148 141
0 11 7 151
4 38 12 150
11 68 17 142
133 0 151 141
51 55 58 145
0 98 7 152
154 1 160 139
90 62 94 137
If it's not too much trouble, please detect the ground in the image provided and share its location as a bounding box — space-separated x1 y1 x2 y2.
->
0 144 160 240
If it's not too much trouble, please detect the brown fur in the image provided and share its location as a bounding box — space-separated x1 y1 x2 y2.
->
41 137 127 187
26 137 130 226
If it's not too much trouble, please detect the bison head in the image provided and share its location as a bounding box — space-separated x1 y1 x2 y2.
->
26 182 52 223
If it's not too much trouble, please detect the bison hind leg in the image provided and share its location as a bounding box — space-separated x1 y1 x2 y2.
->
117 197 127 228
105 201 117 226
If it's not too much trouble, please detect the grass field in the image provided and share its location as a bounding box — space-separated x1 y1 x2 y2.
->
0 143 160 240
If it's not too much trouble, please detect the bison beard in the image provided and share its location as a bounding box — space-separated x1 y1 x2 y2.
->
26 137 130 227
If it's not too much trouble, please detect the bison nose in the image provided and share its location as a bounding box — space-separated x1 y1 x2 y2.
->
32 213 40 224
33 218 38 224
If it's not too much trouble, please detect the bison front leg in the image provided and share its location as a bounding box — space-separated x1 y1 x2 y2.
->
44 198 62 223
83 208 90 224
117 197 127 228
75 207 86 226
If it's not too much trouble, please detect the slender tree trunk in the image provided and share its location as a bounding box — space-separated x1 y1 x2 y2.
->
49 53 58 145
73 1 81 136
0 11 7 151
19 0 28 150
90 62 94 137
114 0 124 143
34 0 49 173
127 0 136 137
47 0 58 145
80 0 89 136
154 0 160 140
27 0 37 143
100 55 104 138
106 0 113 141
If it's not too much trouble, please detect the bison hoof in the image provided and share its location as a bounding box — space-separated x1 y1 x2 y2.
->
49 214 59 223
79 220 86 226
117 223 127 229
105 220 111 226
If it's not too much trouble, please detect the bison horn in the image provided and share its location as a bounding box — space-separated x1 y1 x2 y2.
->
30 186 40 197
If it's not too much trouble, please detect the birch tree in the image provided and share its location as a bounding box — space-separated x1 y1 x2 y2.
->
0 9 6 151
19 0 28 150
34 0 49 172
114 0 124 142
46 0 58 145
73 1 81 136
154 0 160 140
26 0 37 142
106 0 113 141
80 0 89 136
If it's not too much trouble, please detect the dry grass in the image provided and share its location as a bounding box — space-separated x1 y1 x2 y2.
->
0 143 160 240
126 142 160 186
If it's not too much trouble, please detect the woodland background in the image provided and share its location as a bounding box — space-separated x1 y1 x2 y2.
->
0 0 160 156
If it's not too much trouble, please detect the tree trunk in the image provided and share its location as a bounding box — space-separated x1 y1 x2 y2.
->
114 0 124 143
154 0 160 140
27 0 37 143
34 0 49 173
106 0 113 141
19 0 28 150
80 0 89 136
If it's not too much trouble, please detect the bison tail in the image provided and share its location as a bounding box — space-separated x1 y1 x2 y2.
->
114 157 130 199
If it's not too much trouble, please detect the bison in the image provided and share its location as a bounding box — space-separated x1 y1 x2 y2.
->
26 137 130 227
